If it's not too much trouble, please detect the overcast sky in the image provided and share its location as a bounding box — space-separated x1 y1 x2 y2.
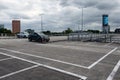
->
0 0 120 32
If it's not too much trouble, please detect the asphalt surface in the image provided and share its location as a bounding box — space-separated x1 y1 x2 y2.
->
0 39 120 80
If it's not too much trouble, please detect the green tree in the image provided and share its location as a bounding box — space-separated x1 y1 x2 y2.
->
87 29 100 33
0 28 4 33
64 28 73 34
25 29 34 34
0 28 12 34
43 30 51 35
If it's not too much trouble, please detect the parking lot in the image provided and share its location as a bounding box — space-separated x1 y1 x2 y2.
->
0 39 120 80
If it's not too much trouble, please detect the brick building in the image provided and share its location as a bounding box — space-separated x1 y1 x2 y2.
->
12 20 20 34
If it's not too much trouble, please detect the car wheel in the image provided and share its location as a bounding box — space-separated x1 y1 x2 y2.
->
29 38 32 42
37 38 42 43
40 40 43 43
46 39 49 42
43 39 48 42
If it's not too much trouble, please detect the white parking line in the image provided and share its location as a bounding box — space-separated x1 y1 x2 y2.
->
0 47 118 70
0 57 13 62
0 52 87 80
0 48 88 69
88 47 118 69
0 65 39 79
106 60 120 80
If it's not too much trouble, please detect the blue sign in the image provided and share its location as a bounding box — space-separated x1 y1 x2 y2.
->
103 15 108 26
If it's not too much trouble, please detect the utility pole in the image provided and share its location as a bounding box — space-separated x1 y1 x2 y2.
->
81 8 83 32
40 14 44 32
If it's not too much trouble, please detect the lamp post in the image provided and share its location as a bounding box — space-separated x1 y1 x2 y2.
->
40 14 44 32
81 7 83 32
78 7 84 40
78 7 84 32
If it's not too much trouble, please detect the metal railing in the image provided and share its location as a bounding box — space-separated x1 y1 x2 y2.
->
68 33 120 43
0 33 16 39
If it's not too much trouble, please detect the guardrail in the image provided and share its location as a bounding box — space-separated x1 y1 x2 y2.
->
68 33 120 43
0 36 17 39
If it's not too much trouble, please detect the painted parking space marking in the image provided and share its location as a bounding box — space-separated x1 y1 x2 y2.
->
0 47 117 69
88 47 118 69
0 52 87 80
0 53 12 59
106 60 120 80
0 57 13 62
0 48 88 69
0 65 39 79
0 47 117 80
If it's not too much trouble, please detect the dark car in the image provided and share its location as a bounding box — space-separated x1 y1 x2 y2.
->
28 32 50 43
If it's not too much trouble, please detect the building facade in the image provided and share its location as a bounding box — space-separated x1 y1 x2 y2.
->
12 20 20 34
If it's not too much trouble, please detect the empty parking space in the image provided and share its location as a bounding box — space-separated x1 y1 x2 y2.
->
0 47 117 69
0 48 107 67
0 66 80 80
113 67 120 80
0 58 34 77
0 54 11 60
0 42 115 68
0 39 120 80
106 60 120 80
0 52 83 80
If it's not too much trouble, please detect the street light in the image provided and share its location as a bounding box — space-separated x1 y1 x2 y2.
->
81 7 83 32
78 7 84 32
77 7 84 40
40 14 44 32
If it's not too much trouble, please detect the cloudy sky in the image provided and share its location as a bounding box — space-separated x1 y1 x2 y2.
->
0 0 120 32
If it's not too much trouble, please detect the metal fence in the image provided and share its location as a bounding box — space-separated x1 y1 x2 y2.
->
68 33 120 43
0 33 16 39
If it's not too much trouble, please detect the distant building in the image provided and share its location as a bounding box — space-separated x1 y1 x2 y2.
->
12 20 20 34
0 24 4 29
115 28 120 33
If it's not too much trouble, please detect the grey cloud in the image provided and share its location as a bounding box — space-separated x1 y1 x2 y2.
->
95 0 119 10
1 0 120 32
59 0 99 8
109 12 120 24
5 11 31 19
0 4 8 10
59 0 70 7
72 0 98 8
59 0 119 10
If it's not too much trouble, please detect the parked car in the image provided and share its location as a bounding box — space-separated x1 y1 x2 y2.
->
28 32 50 42
17 32 29 38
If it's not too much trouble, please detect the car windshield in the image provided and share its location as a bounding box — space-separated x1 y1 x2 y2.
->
36 32 49 38
37 32 46 36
